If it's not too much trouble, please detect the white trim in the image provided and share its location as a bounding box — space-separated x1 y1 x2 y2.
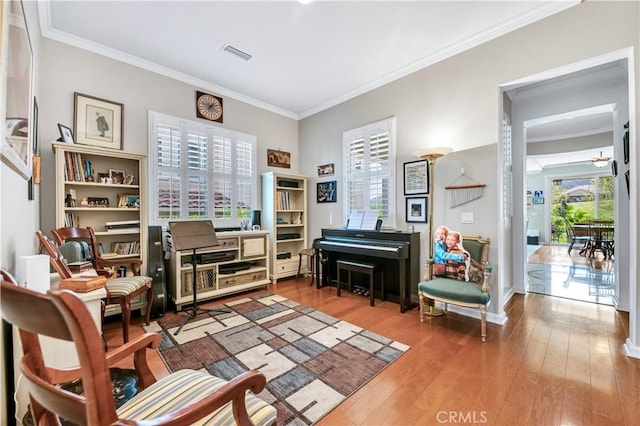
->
623 338 640 359
434 302 508 326
38 0 579 120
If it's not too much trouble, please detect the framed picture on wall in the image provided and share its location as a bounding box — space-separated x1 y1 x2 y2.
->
532 197 544 204
2 0 34 180
406 197 428 223
317 181 337 203
403 160 429 195
74 92 124 150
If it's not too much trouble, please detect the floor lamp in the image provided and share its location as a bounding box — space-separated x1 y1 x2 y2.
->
415 147 452 316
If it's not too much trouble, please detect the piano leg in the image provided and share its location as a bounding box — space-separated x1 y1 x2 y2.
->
399 261 406 313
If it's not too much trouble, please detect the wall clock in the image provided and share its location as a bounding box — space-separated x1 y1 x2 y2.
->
196 91 223 122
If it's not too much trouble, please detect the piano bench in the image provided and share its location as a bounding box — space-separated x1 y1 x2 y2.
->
336 260 384 306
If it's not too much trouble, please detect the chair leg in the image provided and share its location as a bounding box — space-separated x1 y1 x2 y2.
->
119 297 131 343
418 292 424 322
296 254 302 280
481 306 487 342
144 286 153 325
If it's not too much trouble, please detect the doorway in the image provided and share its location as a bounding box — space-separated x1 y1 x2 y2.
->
501 53 631 312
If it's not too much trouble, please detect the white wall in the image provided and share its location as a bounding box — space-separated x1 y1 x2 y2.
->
1 0 41 423
36 38 300 237
299 1 639 338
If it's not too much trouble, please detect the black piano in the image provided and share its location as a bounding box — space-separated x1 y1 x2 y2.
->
314 228 420 312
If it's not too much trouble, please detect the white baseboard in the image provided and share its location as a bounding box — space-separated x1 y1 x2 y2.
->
623 338 640 359
435 302 508 325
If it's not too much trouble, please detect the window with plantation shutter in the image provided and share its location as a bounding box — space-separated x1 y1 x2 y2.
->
149 111 257 228
343 117 396 229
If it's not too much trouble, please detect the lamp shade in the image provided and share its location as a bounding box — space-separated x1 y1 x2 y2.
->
413 147 453 160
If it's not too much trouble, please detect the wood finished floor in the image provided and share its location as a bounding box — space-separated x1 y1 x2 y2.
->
104 277 639 426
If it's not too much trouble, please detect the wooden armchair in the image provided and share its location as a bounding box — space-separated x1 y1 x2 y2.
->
0 277 277 426
36 230 153 344
418 235 492 341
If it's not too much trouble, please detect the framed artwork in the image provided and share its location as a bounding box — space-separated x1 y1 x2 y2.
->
109 168 125 184
87 197 109 207
1 0 34 180
74 92 123 150
532 197 544 204
318 163 334 176
406 197 428 223
317 181 337 203
404 160 429 195
118 194 140 208
267 149 291 168
57 124 74 143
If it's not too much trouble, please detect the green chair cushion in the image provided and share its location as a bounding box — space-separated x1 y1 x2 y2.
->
117 369 277 426
419 278 490 305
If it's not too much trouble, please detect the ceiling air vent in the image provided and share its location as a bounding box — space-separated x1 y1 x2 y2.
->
222 43 252 61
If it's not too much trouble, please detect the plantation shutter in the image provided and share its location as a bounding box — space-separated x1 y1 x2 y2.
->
343 117 396 228
149 111 257 227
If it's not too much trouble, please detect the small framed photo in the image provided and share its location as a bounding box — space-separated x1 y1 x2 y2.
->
87 197 109 207
267 149 291 168
118 193 140 208
318 163 335 176
406 197 428 223
404 160 429 195
109 169 125 184
317 181 337 203
74 92 123 150
532 197 544 204
57 124 75 144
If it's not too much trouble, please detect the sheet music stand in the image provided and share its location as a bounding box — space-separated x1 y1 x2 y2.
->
169 220 229 335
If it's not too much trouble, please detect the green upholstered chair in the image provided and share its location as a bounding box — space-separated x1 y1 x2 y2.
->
418 235 491 341
0 278 277 426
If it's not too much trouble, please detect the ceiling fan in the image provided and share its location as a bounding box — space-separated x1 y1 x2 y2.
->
592 151 610 168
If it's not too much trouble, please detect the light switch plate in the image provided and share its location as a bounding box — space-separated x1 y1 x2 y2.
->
461 212 474 224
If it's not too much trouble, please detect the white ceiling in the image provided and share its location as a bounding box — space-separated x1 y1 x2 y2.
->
38 0 579 119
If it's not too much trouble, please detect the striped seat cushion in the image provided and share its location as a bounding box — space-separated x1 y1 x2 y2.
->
105 275 152 297
117 369 276 426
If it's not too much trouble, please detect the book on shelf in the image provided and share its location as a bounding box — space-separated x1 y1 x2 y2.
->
106 219 140 227
63 151 95 182
110 241 140 256
64 213 79 227
105 219 141 232
105 227 140 233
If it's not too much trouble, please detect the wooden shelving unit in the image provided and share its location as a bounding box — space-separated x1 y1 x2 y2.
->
53 142 148 316
261 172 308 282
168 231 270 311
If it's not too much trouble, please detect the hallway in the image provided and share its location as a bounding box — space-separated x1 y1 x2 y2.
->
527 244 615 305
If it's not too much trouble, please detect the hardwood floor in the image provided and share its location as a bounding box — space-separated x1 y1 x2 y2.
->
104 277 640 425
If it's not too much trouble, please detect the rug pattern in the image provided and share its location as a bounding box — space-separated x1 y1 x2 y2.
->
145 294 409 425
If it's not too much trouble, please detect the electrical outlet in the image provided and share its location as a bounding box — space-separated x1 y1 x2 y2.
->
461 212 474 224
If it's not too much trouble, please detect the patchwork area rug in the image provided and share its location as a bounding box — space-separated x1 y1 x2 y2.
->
145 294 409 425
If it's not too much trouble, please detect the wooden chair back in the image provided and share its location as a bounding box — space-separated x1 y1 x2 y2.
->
1 278 119 425
52 226 143 276
35 230 73 279
51 227 101 265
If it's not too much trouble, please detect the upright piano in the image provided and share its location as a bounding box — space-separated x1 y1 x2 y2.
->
314 228 420 312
